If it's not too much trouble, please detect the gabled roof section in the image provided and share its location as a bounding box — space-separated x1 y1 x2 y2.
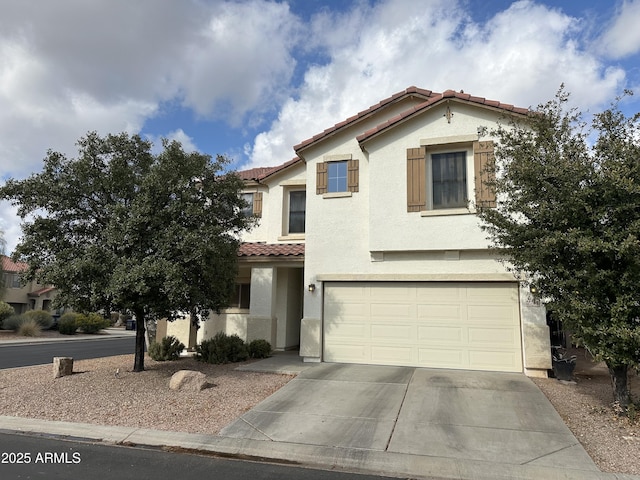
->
293 86 436 154
236 157 304 183
1 255 27 273
28 286 56 297
356 89 530 145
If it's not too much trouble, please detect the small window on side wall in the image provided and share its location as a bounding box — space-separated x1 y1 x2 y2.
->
288 190 306 234
316 158 359 194
241 192 262 217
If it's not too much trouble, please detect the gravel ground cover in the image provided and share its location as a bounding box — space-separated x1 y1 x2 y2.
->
2 330 640 475
0 353 293 435
532 348 640 475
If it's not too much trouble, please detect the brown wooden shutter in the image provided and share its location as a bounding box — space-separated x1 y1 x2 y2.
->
316 162 328 194
252 192 263 217
474 141 496 208
407 147 426 212
347 159 359 193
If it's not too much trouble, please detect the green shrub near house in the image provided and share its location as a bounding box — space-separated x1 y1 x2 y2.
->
75 313 110 334
195 332 249 364
23 310 54 330
0 302 14 327
58 313 78 335
148 335 185 361
248 339 272 359
2 314 25 331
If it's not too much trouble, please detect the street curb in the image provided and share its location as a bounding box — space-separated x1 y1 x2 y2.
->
1 416 638 480
0 332 136 347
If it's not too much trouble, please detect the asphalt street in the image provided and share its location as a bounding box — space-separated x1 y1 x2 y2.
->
0 432 398 480
0 337 136 369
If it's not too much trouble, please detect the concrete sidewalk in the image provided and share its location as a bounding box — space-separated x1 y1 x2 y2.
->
0 327 136 346
0 353 638 480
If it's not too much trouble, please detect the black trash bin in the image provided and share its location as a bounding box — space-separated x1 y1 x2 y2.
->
125 319 136 331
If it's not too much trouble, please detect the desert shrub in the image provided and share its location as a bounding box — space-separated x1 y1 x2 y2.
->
76 313 110 334
17 318 41 337
195 332 249 364
23 310 54 330
248 339 272 359
58 313 78 335
149 335 185 361
2 314 25 331
0 302 14 326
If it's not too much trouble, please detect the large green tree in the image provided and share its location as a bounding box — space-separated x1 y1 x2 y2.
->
0 132 253 371
478 89 640 407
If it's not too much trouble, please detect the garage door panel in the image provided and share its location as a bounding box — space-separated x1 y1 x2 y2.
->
418 348 466 368
371 345 414 364
324 282 523 372
417 326 464 343
325 322 369 339
417 304 461 319
468 327 520 346
371 302 413 318
371 324 414 340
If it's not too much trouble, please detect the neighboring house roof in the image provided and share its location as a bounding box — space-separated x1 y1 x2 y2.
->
1 255 27 273
238 242 305 258
28 286 56 297
237 157 304 183
294 86 530 153
294 86 436 153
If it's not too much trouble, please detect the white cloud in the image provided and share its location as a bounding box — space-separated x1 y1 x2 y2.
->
147 129 198 155
599 0 640 59
246 0 627 168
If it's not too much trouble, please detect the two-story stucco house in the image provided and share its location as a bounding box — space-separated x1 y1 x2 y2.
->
164 87 551 377
1 255 57 314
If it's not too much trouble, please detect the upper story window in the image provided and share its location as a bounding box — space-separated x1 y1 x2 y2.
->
316 155 359 195
406 141 496 213
288 190 306 234
3 273 21 289
328 161 348 193
240 192 262 217
431 152 467 209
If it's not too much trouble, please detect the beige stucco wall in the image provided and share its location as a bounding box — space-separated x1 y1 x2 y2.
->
298 100 550 374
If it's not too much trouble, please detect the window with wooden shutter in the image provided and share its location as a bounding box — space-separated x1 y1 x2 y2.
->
316 162 328 194
347 159 359 192
406 147 426 212
252 192 263 217
473 141 496 208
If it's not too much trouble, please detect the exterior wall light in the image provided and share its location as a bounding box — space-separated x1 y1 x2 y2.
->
308 283 316 292
529 285 538 294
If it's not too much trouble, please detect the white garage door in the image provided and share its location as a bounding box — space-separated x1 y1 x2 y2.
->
323 282 523 372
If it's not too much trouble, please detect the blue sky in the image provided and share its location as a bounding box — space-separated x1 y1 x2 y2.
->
1 0 640 253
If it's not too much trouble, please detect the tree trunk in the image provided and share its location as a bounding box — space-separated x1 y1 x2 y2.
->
133 309 146 372
607 362 630 408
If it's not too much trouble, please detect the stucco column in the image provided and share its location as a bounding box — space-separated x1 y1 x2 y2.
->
248 266 277 344
300 278 322 362
520 285 551 377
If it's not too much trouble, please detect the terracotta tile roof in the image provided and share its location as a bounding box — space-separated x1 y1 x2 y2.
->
292 87 529 153
236 157 304 183
293 86 436 153
1 255 27 273
238 242 305 258
356 89 530 144
28 286 56 297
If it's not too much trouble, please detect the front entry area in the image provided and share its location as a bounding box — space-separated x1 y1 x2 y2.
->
323 281 523 372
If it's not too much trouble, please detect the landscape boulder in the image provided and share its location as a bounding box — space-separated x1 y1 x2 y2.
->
169 370 212 391
53 357 73 379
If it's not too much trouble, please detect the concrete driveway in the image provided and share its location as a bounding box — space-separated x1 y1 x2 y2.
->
221 363 597 471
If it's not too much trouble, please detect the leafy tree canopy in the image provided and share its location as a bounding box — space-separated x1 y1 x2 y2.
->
0 132 254 371
478 88 640 406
